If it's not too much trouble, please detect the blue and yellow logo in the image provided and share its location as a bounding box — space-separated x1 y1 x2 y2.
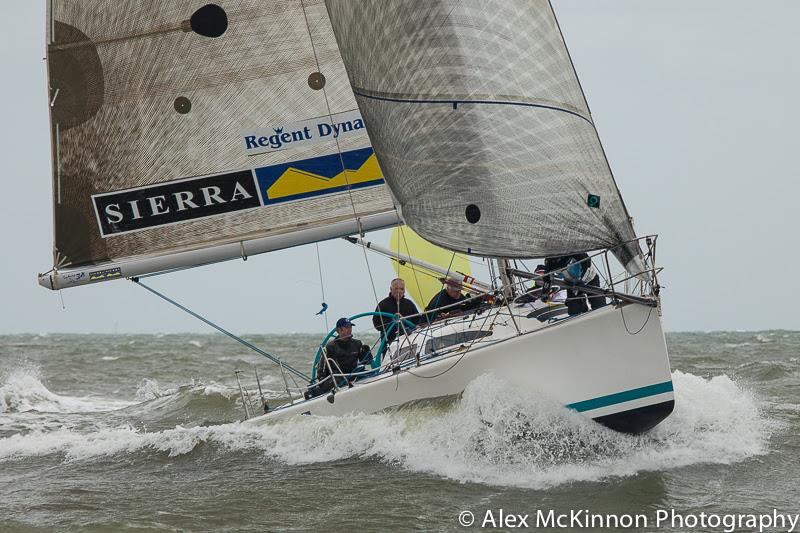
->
254 147 384 205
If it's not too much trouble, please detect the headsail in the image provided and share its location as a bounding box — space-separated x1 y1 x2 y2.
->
41 0 397 290
325 0 642 271
389 226 472 308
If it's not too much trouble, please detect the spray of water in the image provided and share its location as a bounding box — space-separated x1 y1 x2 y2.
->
0 369 771 489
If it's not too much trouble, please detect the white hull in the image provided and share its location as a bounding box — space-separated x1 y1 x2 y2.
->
249 303 674 434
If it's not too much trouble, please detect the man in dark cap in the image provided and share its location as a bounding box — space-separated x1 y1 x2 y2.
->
425 278 484 321
315 317 372 394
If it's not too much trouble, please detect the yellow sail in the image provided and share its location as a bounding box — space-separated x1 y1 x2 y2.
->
389 226 472 308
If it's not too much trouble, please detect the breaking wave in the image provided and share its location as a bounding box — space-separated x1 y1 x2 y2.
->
123 378 249 428
0 365 133 414
0 370 772 489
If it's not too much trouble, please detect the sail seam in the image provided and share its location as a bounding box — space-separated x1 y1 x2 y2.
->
351 90 593 125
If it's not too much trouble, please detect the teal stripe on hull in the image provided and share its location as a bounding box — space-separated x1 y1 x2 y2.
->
567 381 674 413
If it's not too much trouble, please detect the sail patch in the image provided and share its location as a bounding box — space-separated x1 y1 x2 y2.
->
92 170 260 237
255 147 385 205
88 267 121 281
91 148 385 237
242 110 366 155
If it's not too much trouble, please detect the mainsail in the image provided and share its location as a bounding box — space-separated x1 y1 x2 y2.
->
40 0 397 290
325 0 643 271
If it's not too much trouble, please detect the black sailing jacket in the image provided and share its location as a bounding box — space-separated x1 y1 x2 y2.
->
373 294 421 342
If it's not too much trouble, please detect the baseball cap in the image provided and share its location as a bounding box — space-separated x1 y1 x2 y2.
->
336 317 355 328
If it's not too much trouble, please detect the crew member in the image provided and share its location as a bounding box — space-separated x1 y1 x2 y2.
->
516 264 567 311
425 278 484 321
315 318 372 394
373 278 421 344
542 253 606 316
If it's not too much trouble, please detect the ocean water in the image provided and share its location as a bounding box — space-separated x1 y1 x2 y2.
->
0 331 798 532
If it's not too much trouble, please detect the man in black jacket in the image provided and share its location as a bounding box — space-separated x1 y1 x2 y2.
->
542 253 606 316
425 278 483 321
373 278 421 344
315 317 372 394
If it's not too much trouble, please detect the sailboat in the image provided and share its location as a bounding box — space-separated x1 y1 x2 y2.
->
38 0 673 434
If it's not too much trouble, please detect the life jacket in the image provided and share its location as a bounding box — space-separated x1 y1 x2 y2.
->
564 257 597 284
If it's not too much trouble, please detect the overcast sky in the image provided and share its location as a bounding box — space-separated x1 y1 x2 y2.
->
1 1 798 334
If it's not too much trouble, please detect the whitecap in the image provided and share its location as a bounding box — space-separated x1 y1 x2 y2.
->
0 365 134 414
0 370 771 491
134 378 171 401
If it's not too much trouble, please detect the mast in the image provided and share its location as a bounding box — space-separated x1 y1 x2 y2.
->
496 259 516 300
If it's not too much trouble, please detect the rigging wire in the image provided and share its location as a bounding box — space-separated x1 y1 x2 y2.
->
130 278 310 382
425 251 458 316
430 251 459 340
359 241 381 306
315 243 329 331
487 258 498 293
398 226 429 314
298 0 380 305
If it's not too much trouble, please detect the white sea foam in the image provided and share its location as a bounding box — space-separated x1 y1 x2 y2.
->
0 371 772 489
0 365 134 414
134 378 241 402
134 378 168 401
200 382 239 397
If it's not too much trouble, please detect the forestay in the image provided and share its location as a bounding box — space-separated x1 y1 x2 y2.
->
325 0 643 271
40 0 397 290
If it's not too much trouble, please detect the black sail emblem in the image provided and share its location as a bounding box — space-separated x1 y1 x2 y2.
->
92 171 260 237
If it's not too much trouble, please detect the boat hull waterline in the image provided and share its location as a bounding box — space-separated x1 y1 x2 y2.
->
249 303 674 434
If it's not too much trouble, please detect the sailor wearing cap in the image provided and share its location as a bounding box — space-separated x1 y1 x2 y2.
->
424 278 484 321
315 318 373 394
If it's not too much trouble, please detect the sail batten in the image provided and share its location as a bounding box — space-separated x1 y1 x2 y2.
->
42 0 395 289
326 0 642 267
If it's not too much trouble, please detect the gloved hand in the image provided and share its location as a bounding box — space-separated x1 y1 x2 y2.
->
540 281 551 302
359 345 373 364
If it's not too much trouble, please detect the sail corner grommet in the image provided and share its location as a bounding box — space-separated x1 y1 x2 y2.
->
308 72 326 90
174 96 192 114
